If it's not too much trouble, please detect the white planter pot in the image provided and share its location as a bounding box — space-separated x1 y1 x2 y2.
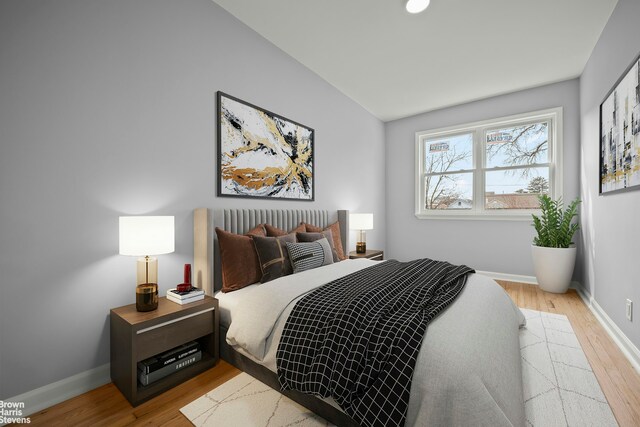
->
531 245 576 294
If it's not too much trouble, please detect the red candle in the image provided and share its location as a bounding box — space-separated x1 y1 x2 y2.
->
184 264 191 285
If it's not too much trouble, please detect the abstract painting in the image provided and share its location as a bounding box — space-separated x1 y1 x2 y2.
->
217 92 314 200
600 52 640 195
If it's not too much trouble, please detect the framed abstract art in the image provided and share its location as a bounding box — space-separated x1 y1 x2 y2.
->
217 92 314 201
600 51 640 195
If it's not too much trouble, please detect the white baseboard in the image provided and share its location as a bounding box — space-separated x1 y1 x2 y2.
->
4 363 111 418
477 271 584 291
575 287 640 374
476 270 538 284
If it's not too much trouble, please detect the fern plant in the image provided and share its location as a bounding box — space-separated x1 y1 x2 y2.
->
531 195 580 248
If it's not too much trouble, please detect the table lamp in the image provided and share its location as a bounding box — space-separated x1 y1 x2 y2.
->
349 213 373 254
119 216 175 312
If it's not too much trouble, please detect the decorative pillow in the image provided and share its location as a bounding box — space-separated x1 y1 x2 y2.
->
215 227 263 293
286 239 333 273
296 230 340 263
252 234 296 283
246 224 266 237
303 221 347 260
264 223 306 237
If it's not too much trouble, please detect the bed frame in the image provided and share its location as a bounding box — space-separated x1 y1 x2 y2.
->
193 208 359 427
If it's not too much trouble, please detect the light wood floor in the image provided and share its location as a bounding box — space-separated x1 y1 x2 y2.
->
25 282 640 426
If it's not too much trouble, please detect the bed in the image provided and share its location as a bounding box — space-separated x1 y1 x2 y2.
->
193 208 526 427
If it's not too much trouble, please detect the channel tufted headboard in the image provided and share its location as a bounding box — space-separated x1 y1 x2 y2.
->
193 208 349 295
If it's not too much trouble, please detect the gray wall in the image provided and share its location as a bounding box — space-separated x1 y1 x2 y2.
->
579 0 640 349
0 0 385 399
385 80 581 275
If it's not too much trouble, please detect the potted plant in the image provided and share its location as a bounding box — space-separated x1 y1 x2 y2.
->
531 195 580 293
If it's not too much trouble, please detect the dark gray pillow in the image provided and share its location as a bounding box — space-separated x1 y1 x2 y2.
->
251 233 296 283
296 230 340 263
286 238 334 273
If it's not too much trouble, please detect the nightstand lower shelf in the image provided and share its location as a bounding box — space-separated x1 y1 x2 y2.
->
135 352 216 402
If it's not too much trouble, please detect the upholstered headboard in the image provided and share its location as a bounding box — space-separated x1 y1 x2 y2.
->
193 208 349 295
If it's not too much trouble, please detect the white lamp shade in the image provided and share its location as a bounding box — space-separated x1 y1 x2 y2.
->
406 0 430 14
350 213 374 230
119 216 175 256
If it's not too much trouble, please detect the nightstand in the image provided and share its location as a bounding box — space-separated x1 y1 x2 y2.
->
110 295 219 406
349 250 384 261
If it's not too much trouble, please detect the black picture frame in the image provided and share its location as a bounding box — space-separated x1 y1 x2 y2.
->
216 92 315 201
599 51 640 195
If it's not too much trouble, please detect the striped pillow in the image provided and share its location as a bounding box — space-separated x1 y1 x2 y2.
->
286 239 334 273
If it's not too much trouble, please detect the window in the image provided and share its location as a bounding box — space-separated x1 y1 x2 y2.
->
415 108 562 220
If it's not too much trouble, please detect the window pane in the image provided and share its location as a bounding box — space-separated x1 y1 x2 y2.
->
485 122 548 168
485 167 549 210
425 172 473 210
425 133 473 173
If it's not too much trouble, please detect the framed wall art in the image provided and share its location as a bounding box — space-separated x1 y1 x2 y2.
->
217 92 314 201
600 52 640 195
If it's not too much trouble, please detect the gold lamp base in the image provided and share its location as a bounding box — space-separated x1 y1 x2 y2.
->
136 283 158 312
356 229 367 253
135 256 158 312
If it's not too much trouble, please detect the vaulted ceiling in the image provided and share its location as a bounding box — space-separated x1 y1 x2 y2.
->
213 0 617 121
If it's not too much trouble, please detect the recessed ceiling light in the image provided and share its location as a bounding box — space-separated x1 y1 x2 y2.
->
406 0 430 14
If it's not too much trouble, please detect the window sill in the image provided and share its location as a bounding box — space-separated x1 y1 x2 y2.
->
415 211 538 221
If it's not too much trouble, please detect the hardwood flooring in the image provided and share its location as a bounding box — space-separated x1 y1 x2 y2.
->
25 282 640 426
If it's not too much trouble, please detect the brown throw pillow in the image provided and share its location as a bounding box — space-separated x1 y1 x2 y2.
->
296 231 339 263
215 227 262 293
252 234 296 283
246 224 266 237
264 223 305 237
303 221 346 260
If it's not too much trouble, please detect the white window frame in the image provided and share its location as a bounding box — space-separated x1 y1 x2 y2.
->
415 107 563 221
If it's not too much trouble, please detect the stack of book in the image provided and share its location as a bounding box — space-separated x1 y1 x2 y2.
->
137 341 201 386
166 287 205 305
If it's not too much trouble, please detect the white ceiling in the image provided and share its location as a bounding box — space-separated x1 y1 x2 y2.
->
212 0 617 122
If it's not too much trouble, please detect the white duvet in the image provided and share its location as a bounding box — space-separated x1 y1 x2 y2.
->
217 259 526 427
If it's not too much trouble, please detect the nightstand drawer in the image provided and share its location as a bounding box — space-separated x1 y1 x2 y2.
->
136 308 214 361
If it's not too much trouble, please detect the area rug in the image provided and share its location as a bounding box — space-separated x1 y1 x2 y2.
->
181 309 618 427
519 308 617 427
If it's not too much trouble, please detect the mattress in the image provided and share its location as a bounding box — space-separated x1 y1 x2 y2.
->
216 259 526 426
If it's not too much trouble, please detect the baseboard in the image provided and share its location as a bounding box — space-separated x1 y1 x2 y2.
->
476 271 585 292
4 363 111 419
476 270 539 284
575 286 640 374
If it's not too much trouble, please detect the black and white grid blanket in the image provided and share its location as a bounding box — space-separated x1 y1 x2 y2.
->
276 258 474 427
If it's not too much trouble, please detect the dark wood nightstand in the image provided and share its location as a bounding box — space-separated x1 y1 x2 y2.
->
110 295 219 406
349 250 384 261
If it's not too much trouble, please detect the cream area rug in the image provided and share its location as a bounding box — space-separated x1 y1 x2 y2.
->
181 309 617 427
519 308 617 427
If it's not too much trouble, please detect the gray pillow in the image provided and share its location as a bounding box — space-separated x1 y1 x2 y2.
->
286 238 334 273
252 233 296 283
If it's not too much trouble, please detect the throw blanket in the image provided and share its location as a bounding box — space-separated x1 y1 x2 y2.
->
276 258 474 427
